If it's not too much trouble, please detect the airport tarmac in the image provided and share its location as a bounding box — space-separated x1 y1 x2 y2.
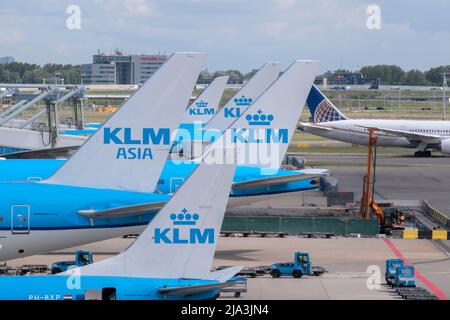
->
301 152 450 213
3 150 450 300
6 237 450 300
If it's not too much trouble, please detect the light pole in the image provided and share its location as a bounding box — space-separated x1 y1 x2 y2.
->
443 73 447 120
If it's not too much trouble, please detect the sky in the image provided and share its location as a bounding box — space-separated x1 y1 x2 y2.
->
0 0 449 73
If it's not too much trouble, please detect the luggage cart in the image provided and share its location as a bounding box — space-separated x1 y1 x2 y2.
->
221 277 247 298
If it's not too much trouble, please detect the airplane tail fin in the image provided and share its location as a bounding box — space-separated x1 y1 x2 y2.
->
46 52 206 193
205 62 282 131
203 60 319 170
75 150 236 280
183 76 229 124
307 85 348 123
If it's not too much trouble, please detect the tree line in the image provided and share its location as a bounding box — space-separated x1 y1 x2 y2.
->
1 60 450 87
198 69 257 84
341 65 450 86
0 62 80 84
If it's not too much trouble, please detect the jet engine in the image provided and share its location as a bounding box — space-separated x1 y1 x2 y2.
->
440 138 450 155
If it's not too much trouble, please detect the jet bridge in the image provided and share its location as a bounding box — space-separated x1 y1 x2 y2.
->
0 84 87 152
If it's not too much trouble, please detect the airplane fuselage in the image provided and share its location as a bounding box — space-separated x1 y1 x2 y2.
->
0 182 167 261
0 159 319 195
0 161 319 261
0 275 220 300
304 119 450 150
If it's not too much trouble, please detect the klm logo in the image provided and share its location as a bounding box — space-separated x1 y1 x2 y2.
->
154 208 214 245
230 109 288 143
224 96 252 118
189 100 215 116
246 109 274 126
103 127 171 160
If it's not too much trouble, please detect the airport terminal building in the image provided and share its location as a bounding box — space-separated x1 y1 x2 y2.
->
81 52 167 85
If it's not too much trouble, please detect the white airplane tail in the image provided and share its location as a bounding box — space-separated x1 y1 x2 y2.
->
203 60 319 169
307 84 348 123
74 152 236 280
183 76 229 124
46 52 206 193
205 62 282 131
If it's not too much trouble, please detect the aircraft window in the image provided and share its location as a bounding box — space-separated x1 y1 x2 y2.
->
102 288 116 300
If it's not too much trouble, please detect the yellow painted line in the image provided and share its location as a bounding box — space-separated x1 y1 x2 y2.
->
296 143 311 148
432 230 448 240
403 230 419 239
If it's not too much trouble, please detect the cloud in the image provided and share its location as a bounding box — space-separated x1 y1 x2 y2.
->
2 0 450 72
272 0 296 9
96 0 157 17
0 28 25 45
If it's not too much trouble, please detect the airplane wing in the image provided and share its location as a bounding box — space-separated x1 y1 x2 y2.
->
1 146 78 159
208 266 243 282
358 126 449 144
77 201 167 219
232 173 320 190
298 122 335 132
157 282 234 296
158 267 243 296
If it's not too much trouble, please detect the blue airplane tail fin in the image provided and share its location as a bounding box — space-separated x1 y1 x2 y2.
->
307 85 348 123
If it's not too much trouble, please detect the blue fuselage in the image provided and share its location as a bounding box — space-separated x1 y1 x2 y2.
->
0 275 219 300
0 159 318 260
0 159 319 196
0 182 165 231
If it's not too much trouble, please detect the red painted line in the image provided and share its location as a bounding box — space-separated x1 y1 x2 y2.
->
383 238 447 300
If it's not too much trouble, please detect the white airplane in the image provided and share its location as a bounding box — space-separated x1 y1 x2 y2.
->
301 85 450 157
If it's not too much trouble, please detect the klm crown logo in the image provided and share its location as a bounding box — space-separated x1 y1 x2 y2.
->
170 208 200 226
154 208 214 245
234 96 252 107
245 109 274 126
189 100 214 116
195 100 209 108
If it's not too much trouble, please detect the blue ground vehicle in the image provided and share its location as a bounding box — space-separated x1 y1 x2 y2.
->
385 259 404 285
51 251 93 274
270 252 311 278
395 266 416 288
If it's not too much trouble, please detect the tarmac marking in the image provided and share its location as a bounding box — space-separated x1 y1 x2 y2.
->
383 238 447 300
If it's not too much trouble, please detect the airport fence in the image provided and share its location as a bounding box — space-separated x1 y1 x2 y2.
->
423 200 450 228
221 216 379 236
